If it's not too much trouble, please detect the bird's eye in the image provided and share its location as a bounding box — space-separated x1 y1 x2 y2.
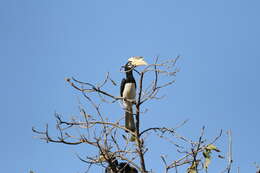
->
127 62 133 67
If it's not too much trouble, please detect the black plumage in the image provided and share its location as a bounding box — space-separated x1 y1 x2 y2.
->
120 62 136 132
105 159 138 173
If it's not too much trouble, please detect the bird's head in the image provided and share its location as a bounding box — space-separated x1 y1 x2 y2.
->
123 56 148 72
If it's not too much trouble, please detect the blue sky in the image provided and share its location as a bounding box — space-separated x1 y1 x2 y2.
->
1 0 260 172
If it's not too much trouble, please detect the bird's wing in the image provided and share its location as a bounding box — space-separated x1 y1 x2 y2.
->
120 78 126 97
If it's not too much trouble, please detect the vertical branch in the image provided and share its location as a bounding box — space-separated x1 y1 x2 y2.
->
161 155 169 173
227 129 233 173
136 72 144 133
190 126 205 172
135 71 147 172
153 56 159 91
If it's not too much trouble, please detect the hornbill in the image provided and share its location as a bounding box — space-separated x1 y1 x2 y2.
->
120 57 148 132
105 158 138 173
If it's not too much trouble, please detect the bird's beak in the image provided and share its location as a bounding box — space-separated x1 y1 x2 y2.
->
128 56 148 66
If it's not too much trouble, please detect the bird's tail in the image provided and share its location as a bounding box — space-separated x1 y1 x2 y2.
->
125 104 135 132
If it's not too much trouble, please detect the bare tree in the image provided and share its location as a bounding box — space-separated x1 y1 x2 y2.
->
33 57 230 173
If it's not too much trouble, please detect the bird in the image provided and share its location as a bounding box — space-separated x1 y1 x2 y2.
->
120 57 148 133
105 157 119 173
105 158 138 173
117 162 138 173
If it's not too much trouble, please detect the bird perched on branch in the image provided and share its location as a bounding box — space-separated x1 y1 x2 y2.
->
120 57 148 132
105 158 138 173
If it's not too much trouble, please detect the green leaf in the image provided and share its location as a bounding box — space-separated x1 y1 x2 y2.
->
130 135 136 142
187 168 197 173
187 161 198 173
206 144 220 152
98 155 106 162
204 157 211 170
203 147 212 171
203 150 211 158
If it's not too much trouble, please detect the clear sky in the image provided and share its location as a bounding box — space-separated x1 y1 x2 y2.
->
1 0 260 172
